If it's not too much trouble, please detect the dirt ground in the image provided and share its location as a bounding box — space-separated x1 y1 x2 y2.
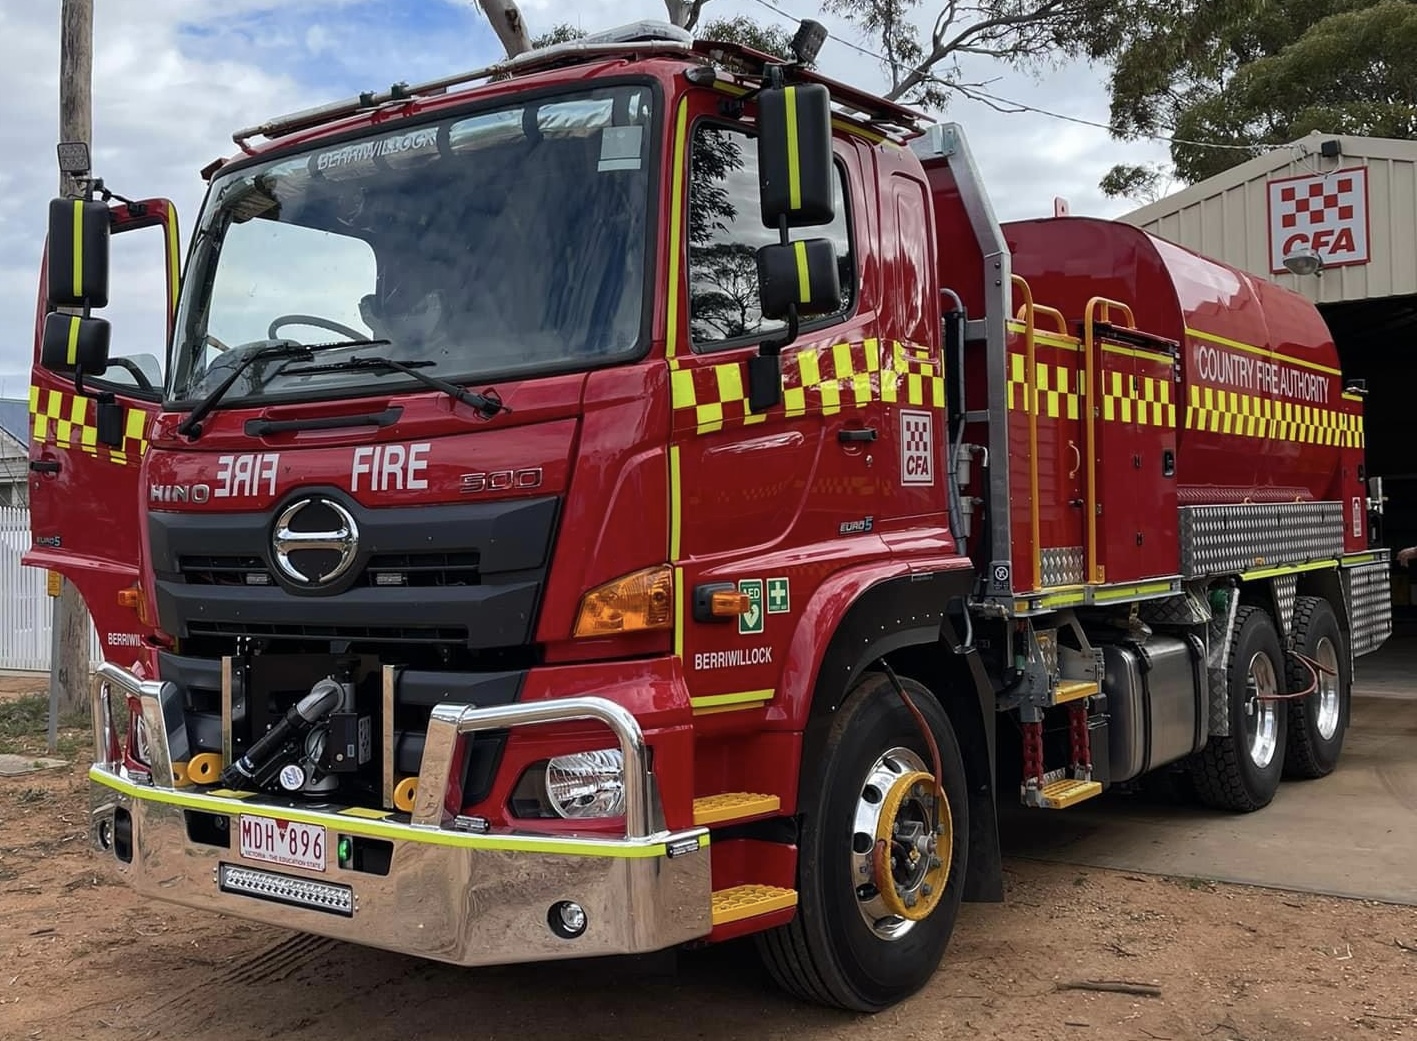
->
3 683 1417 1041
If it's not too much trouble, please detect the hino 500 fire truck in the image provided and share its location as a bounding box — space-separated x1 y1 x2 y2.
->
27 20 1391 1012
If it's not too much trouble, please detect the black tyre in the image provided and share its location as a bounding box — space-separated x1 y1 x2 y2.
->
756 670 969 1012
1282 596 1349 779
1189 606 1288 812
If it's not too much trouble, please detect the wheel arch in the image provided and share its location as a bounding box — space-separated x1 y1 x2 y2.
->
782 563 1002 903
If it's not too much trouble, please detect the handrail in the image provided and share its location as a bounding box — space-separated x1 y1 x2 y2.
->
1011 275 1043 592
1081 295 1139 584
1014 300 1070 337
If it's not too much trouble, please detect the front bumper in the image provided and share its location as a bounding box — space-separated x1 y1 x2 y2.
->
87 663 712 966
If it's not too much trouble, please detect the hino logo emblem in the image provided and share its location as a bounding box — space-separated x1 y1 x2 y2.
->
151 484 211 504
271 497 360 586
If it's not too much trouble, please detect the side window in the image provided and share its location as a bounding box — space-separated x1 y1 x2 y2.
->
92 225 171 398
687 123 854 350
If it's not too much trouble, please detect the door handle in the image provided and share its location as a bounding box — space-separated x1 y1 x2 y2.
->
838 428 878 443
29 460 60 475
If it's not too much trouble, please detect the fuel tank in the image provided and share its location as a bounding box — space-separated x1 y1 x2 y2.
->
1003 216 1356 505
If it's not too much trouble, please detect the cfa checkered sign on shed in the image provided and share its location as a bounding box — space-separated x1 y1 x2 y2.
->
1267 166 1370 273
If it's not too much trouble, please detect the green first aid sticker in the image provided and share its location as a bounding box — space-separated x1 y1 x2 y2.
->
738 579 764 635
766 577 790 614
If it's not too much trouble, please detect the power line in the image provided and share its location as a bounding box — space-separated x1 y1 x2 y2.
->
744 0 1260 154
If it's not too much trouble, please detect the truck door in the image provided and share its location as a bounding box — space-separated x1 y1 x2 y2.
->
25 197 182 658
668 98 878 710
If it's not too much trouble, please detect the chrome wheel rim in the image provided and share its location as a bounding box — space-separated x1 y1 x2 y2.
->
849 746 949 941
1243 651 1280 769
1314 636 1342 741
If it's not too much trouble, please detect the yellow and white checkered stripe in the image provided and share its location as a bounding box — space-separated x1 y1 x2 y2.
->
29 384 150 466
1186 385 1364 448
671 339 945 435
1006 354 1177 429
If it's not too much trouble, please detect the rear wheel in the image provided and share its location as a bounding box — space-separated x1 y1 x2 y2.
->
756 670 969 1011
1283 596 1349 779
1189 606 1288 812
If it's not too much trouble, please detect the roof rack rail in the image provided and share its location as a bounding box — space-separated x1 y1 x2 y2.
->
231 21 694 150
688 38 928 137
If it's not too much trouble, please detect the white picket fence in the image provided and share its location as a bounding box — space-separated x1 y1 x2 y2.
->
0 507 103 672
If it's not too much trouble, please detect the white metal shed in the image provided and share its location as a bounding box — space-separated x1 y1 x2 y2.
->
1121 133 1417 305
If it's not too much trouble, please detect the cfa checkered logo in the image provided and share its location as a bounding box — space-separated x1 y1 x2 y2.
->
1267 168 1369 273
899 410 934 485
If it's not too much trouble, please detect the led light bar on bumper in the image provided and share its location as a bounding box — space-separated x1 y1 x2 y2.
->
219 864 354 916
86 663 712 967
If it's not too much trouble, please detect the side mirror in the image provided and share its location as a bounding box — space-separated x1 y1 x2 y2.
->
756 82 835 229
40 312 111 376
47 196 110 309
757 238 841 321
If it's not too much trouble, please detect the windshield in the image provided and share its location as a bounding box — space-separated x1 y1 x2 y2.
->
169 83 656 405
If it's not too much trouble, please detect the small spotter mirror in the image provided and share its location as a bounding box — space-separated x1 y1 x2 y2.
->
47 196 110 309
40 312 111 377
757 81 835 229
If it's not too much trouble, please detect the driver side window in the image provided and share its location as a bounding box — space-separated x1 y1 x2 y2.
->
92 225 170 397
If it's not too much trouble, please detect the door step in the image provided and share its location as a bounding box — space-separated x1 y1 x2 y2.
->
1052 679 1100 705
693 792 780 827
711 884 798 926
1039 778 1103 809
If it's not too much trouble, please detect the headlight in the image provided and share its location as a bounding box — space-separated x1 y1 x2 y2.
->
545 749 625 819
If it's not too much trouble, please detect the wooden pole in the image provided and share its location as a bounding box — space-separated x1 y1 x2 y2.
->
476 0 533 58
50 0 95 746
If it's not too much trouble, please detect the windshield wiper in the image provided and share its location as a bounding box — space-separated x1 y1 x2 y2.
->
281 355 509 418
177 338 391 440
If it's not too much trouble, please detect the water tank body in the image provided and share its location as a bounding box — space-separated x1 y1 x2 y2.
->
1004 217 1353 506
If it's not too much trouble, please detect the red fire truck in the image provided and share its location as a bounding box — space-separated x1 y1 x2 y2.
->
27 20 1391 1012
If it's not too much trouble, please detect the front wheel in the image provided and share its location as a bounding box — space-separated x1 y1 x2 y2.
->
756 670 969 1011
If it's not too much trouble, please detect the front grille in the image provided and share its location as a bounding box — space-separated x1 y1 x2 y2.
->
187 620 468 644
179 552 482 589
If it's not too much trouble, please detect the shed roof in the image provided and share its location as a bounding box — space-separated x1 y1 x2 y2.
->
1120 134 1417 306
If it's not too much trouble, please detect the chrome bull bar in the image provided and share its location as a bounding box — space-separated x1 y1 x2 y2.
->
87 662 712 966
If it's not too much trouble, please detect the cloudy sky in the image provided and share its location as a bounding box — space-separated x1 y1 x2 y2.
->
0 0 1170 400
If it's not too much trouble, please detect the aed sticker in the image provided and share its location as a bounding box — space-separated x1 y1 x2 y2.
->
738 579 764 635
900 410 935 485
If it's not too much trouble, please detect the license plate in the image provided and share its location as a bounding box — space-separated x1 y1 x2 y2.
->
238 816 327 873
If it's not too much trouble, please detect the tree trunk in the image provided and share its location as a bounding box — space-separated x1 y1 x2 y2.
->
477 0 533 58
664 0 707 29
53 0 94 731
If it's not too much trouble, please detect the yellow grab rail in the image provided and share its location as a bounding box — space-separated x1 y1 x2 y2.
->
1011 275 1043 592
1014 300 1070 337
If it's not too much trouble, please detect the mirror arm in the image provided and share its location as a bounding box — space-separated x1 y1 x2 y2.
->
764 210 797 354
